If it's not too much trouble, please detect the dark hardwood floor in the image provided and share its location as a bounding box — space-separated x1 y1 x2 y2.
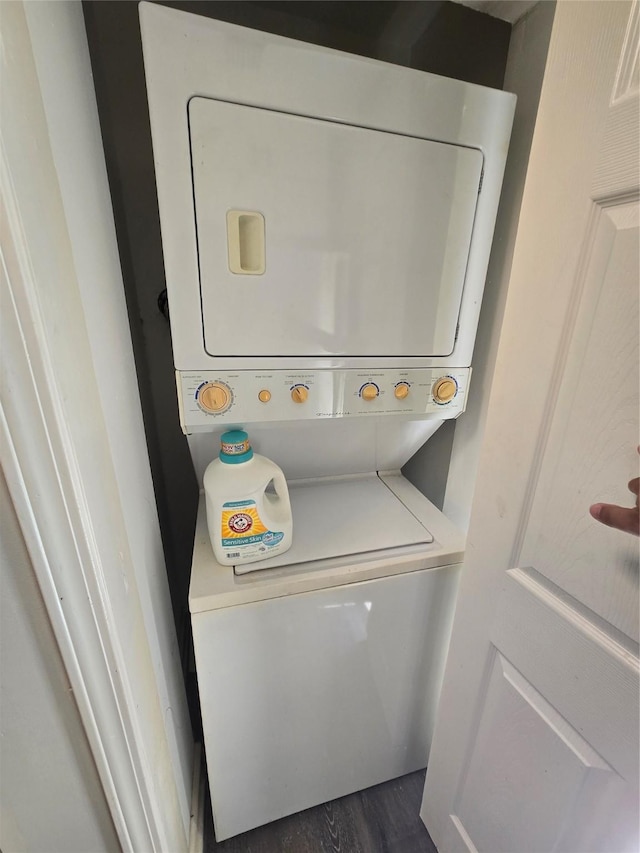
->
204 770 437 852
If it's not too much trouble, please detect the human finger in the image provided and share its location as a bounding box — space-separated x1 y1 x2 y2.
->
628 477 639 499
589 502 640 536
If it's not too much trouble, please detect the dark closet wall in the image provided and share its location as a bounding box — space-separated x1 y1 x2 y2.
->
82 0 511 669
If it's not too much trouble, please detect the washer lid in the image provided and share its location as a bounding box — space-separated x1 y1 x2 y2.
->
188 472 466 613
234 473 433 575
189 97 483 359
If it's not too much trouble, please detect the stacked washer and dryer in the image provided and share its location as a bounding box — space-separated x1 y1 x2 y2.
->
140 3 515 841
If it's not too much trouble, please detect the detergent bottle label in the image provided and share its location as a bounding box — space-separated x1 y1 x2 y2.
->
220 499 284 560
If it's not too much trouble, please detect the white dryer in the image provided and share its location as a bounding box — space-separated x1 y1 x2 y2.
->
139 2 515 841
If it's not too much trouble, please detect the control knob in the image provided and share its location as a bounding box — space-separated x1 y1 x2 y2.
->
432 376 458 404
197 381 232 414
360 383 379 401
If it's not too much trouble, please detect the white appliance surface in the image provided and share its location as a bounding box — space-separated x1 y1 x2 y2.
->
178 367 470 433
140 2 516 372
186 417 445 483
189 475 464 841
234 474 434 575
192 560 461 841
140 4 512 842
189 472 464 611
190 97 483 359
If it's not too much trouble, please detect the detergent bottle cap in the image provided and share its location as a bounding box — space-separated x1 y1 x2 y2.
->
219 429 254 464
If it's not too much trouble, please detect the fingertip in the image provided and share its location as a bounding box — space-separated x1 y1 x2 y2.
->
589 504 602 520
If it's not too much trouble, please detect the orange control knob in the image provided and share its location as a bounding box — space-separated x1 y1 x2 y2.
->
258 389 271 403
394 383 410 400
432 377 457 403
361 383 379 401
291 386 308 403
198 382 232 413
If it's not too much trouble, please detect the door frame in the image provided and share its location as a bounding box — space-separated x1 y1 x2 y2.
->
1 3 195 850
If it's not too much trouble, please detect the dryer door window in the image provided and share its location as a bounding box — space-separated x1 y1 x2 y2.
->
189 97 483 358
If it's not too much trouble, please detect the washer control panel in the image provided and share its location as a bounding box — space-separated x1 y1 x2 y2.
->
177 368 470 433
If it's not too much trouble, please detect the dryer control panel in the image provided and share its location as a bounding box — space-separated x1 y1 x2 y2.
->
177 368 470 433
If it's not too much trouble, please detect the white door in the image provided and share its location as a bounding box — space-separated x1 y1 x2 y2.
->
422 2 639 851
189 97 482 358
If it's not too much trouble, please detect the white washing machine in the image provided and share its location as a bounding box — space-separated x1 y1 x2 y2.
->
139 3 515 841
189 473 464 840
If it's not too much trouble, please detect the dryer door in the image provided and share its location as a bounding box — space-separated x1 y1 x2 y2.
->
189 97 483 359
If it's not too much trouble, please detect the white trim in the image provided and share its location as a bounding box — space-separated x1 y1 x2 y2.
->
448 814 479 853
0 408 134 846
20 2 193 836
506 569 640 670
1 152 151 850
612 0 639 104
1 3 192 849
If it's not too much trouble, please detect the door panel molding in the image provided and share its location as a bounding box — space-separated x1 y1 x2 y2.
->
446 566 638 852
595 0 639 197
447 814 478 853
508 196 603 568
519 195 639 639
493 568 639 780
511 190 638 575
515 566 639 658
612 0 639 104
452 649 625 853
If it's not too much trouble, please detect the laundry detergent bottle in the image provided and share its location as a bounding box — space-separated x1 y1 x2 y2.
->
203 430 293 566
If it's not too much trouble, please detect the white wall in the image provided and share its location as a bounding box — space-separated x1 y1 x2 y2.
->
405 0 556 528
444 0 556 528
0 472 120 853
